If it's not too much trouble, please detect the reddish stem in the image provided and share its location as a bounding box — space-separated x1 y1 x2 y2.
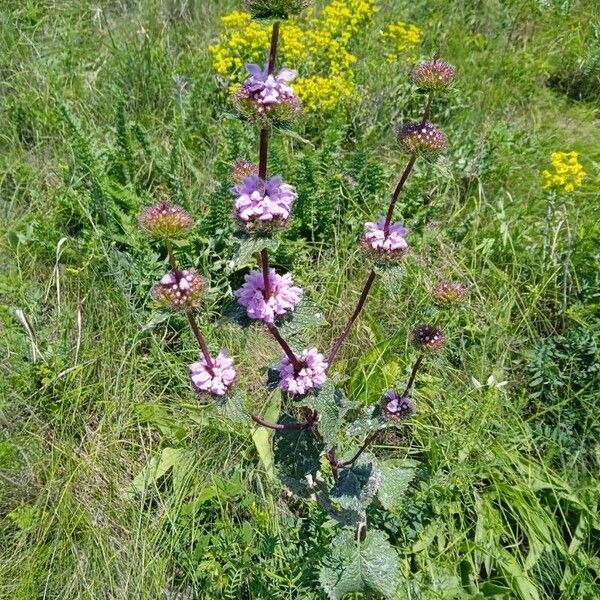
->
383 154 417 235
342 431 378 468
261 248 271 300
186 312 214 371
327 270 376 370
402 353 424 397
266 322 301 373
267 21 280 75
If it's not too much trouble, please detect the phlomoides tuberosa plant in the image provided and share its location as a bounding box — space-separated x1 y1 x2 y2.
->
138 1 466 597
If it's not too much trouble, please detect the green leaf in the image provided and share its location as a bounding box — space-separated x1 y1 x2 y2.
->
274 418 324 495
330 457 381 511
135 403 188 441
215 388 248 423
252 390 281 478
125 447 189 498
230 234 280 271
299 380 350 449
377 463 415 511
278 298 327 340
345 403 387 437
319 530 400 599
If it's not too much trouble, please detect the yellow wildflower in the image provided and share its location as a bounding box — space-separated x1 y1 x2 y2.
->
380 21 423 63
542 151 586 193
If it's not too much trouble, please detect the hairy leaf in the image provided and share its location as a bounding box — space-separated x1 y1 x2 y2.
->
330 457 381 511
278 298 327 340
216 388 248 423
299 380 350 448
377 463 415 511
319 530 400 599
230 234 280 271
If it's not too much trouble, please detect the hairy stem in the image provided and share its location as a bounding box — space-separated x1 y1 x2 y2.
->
327 270 376 369
251 413 313 431
186 312 214 370
342 431 378 468
402 353 424 397
266 323 301 373
261 248 271 300
165 240 179 272
383 154 417 234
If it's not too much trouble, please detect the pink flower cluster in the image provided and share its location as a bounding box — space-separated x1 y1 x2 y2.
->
233 175 297 230
235 268 302 323
412 60 456 91
398 121 447 156
278 348 328 396
152 269 206 310
139 202 193 238
362 217 409 258
189 351 237 397
235 64 302 122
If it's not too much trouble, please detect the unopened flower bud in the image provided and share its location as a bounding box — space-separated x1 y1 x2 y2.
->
361 217 409 262
189 351 236 397
231 159 258 184
411 324 445 352
235 64 302 125
152 269 206 311
432 281 467 305
382 391 416 421
243 0 311 19
278 347 328 396
139 202 193 238
398 121 446 156
412 59 456 91
232 174 297 232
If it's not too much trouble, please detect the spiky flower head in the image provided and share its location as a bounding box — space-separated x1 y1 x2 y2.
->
139 202 193 238
432 281 467 305
152 269 206 311
398 121 447 156
235 64 302 125
412 59 456 91
278 347 328 396
235 268 302 324
189 351 236 397
231 159 258 184
411 324 445 352
382 391 416 422
232 175 297 232
243 0 311 19
362 217 409 261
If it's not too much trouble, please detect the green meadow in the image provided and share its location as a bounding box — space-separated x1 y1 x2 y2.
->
0 0 598 598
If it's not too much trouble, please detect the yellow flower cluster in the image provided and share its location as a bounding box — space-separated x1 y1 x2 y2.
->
209 1 418 114
542 151 586 193
380 21 423 63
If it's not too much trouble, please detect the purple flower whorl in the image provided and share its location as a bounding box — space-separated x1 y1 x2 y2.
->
152 269 206 311
235 64 302 125
382 391 416 422
235 268 302 324
362 217 409 261
232 175 297 232
278 348 328 396
139 202 193 238
398 121 447 156
231 159 259 184
189 351 237 397
412 60 456 91
411 324 445 353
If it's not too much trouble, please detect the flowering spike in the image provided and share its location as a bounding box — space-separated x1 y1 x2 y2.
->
278 348 328 396
139 202 193 238
231 159 259 184
232 174 297 231
412 59 456 91
397 121 447 156
411 324 445 353
432 281 467 305
242 0 311 19
235 268 302 323
362 217 409 261
542 151 586 193
234 64 302 125
382 391 416 421
152 268 206 311
189 351 237 397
